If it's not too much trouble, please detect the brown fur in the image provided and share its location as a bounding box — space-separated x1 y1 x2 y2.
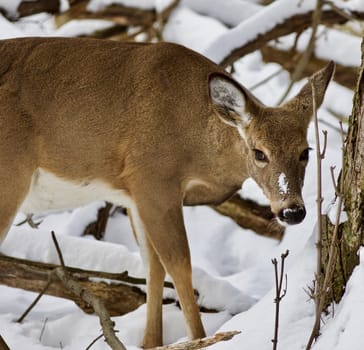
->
0 37 334 347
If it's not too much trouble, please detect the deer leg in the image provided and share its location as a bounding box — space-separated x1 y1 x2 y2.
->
130 181 206 344
0 169 33 245
128 208 166 348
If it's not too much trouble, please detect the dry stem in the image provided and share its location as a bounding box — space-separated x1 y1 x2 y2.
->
52 232 127 350
305 72 325 349
272 250 289 350
305 120 345 348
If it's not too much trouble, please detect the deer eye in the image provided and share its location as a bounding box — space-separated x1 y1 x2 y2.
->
300 148 312 161
254 149 268 162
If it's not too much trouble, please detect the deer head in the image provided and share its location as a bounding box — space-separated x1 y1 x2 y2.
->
210 62 335 225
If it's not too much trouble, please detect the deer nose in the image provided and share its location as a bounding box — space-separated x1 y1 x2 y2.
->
278 205 306 225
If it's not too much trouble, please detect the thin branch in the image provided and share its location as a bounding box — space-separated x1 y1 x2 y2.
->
51 231 65 267
272 250 289 350
16 277 53 323
320 130 328 159
306 123 346 350
55 267 126 350
86 334 104 350
306 73 324 349
323 0 361 22
51 233 127 350
330 166 339 196
249 68 284 91
15 214 42 228
39 318 48 342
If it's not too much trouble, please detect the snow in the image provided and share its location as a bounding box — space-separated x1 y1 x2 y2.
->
204 0 319 64
203 0 363 64
87 0 155 12
0 1 362 349
164 7 227 54
181 0 262 27
272 26 362 67
87 0 175 12
0 0 22 18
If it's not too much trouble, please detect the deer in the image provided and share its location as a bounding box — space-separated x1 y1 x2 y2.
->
0 37 334 347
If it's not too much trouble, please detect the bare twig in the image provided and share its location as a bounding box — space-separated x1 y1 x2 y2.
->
51 231 65 267
149 331 241 350
55 267 126 350
323 0 361 22
86 334 104 350
51 233 127 350
320 130 328 159
15 213 42 228
330 166 339 195
39 318 48 342
305 72 325 349
249 68 284 91
306 121 345 349
16 277 53 323
272 250 289 350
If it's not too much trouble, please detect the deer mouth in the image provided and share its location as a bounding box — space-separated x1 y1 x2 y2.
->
277 205 306 225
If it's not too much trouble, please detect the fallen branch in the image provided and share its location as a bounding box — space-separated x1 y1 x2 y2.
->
84 195 284 242
149 331 241 350
55 1 155 27
0 253 146 317
0 0 60 19
218 9 364 68
54 0 179 35
212 195 285 240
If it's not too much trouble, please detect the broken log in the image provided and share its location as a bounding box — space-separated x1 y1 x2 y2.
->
0 254 146 316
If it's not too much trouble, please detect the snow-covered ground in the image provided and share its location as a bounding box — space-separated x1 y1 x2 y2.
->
0 1 362 349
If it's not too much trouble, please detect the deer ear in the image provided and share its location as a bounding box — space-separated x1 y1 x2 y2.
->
283 61 335 123
209 74 251 128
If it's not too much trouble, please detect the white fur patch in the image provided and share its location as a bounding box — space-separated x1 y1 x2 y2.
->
20 168 133 214
278 173 289 196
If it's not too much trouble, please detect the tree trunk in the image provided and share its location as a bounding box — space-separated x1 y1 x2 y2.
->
321 38 364 304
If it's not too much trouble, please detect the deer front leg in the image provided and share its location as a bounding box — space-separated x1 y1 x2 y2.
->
130 181 206 346
128 209 166 348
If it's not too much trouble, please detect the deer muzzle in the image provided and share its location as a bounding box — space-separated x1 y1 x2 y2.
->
278 205 306 225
